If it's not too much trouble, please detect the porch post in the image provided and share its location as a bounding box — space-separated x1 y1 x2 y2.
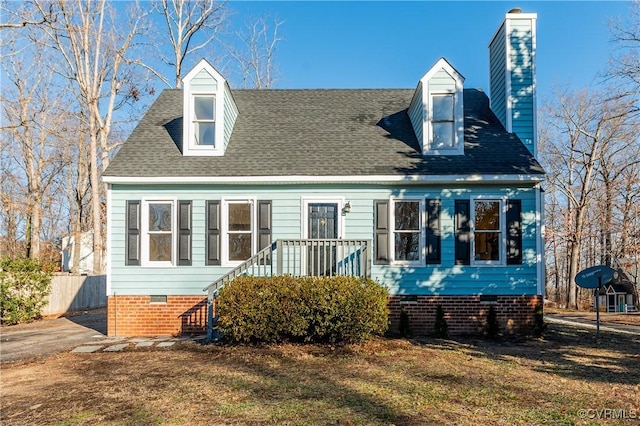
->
277 240 283 275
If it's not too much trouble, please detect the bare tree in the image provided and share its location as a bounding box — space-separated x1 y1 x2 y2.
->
139 0 227 89
33 0 149 273
609 1 640 96
228 15 283 89
541 89 636 309
0 35 66 260
0 0 51 29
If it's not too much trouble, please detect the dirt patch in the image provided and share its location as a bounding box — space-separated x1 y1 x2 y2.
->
2 323 639 425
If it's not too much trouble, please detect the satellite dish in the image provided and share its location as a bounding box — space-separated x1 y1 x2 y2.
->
574 265 615 289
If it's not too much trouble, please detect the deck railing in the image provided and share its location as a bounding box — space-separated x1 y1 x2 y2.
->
203 239 371 341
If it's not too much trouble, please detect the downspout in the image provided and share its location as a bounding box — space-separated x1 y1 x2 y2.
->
206 288 213 343
114 291 117 337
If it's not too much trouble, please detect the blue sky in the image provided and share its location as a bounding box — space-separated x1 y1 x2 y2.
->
225 1 631 103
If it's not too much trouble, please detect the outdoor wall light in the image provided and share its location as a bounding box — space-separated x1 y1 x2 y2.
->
341 201 352 216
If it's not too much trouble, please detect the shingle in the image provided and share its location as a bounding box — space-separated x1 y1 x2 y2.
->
103 88 545 178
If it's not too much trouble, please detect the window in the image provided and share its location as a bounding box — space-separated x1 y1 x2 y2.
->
393 200 421 262
141 200 175 267
227 201 253 261
472 199 505 265
455 198 522 266
127 199 191 267
431 94 455 149
207 200 272 266
374 199 441 266
193 95 215 146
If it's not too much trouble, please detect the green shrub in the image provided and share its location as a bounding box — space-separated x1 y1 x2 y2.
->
484 305 500 339
0 257 53 325
433 304 448 338
398 307 412 338
217 275 388 344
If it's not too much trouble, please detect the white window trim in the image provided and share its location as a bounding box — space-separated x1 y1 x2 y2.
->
418 58 465 156
190 93 217 150
140 198 177 268
470 197 507 266
425 90 464 155
301 197 346 240
181 59 227 157
221 198 256 267
389 198 425 267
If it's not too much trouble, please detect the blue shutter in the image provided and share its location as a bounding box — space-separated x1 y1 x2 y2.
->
454 200 470 265
506 200 522 265
178 201 192 266
206 201 221 266
426 199 441 264
125 201 140 266
374 200 390 264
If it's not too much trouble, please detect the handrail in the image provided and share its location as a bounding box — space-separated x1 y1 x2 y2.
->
203 241 276 294
204 238 371 342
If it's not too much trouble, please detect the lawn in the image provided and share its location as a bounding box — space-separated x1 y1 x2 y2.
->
1 323 639 425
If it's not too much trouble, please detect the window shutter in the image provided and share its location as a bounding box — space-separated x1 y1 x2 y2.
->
506 199 522 265
426 199 441 264
206 201 221 265
258 201 272 265
178 201 192 266
374 200 390 265
454 200 470 265
125 201 140 266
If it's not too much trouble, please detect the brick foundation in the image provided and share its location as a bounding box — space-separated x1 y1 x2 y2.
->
107 293 542 337
107 295 207 337
388 295 543 336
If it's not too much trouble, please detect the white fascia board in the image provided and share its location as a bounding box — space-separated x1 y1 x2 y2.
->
103 174 544 185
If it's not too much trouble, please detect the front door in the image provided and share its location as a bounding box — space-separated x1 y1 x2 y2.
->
308 203 338 276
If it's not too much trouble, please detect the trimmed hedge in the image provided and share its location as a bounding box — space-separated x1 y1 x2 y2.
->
217 275 388 344
0 257 54 325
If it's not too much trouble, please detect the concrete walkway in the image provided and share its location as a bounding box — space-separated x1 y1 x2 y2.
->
1 311 204 363
545 312 640 336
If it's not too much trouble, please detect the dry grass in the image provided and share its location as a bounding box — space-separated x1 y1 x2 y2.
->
2 323 639 425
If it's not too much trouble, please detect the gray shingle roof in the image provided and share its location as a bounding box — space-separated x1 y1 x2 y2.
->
103 88 544 179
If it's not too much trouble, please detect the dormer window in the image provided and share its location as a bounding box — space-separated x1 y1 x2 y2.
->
193 95 216 146
181 59 238 157
431 93 455 149
408 58 464 156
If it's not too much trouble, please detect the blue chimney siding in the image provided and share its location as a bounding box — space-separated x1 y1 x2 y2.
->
489 12 537 157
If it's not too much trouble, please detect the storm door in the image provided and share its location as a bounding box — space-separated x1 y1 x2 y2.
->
307 203 338 276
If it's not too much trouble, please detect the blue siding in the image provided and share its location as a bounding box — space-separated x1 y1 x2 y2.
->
428 69 456 92
489 23 507 129
408 82 424 150
489 16 536 156
190 69 217 92
109 184 540 297
509 18 536 154
223 84 238 151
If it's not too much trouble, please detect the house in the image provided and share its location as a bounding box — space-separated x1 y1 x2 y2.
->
103 10 545 337
596 264 638 313
60 231 95 274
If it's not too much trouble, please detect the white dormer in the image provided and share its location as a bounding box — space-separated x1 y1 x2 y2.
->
408 58 465 155
182 59 238 156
